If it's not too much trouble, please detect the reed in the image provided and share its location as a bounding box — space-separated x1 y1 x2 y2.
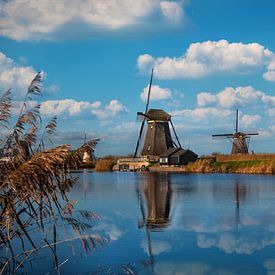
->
0 73 106 274
95 158 117 171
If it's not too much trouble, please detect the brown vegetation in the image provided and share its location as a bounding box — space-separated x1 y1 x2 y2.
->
95 158 117 171
0 73 106 274
214 153 275 162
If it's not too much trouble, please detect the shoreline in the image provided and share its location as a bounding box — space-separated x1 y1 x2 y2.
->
149 158 275 175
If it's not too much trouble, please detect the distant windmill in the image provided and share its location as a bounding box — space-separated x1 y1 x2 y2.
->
134 69 182 161
212 109 259 154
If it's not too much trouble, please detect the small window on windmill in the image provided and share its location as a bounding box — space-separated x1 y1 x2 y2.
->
147 146 151 151
150 125 153 129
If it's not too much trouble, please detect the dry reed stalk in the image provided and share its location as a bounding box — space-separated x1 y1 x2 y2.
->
95 159 116 171
0 72 105 274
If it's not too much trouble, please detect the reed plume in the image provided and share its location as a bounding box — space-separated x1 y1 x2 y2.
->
0 72 104 274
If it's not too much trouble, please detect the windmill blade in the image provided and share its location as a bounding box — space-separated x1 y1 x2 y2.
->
134 68 154 157
212 134 234 138
145 68 154 114
170 119 182 148
134 120 146 157
245 133 259 136
235 109 239 133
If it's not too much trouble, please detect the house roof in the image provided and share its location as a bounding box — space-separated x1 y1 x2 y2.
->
170 149 188 157
160 147 179 157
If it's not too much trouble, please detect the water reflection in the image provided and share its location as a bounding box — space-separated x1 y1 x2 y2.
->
7 172 275 274
138 173 172 230
234 180 247 228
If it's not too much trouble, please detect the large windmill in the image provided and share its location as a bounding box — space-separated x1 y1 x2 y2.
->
212 109 259 154
134 69 182 161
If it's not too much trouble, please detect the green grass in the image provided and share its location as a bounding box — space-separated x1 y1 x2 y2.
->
213 160 265 168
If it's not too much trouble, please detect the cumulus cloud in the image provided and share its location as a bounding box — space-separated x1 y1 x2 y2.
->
0 51 59 98
0 0 186 41
91 99 128 120
0 51 38 97
40 98 127 120
197 86 275 108
172 107 233 122
40 99 101 116
240 114 261 127
137 40 275 79
263 61 275 82
140 84 172 101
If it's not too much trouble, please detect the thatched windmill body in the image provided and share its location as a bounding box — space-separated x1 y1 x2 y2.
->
212 109 258 154
134 69 181 162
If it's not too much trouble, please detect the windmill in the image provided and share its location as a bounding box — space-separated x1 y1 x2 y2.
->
134 69 182 161
212 109 259 154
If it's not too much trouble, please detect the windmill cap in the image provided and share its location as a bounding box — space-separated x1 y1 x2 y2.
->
146 109 171 121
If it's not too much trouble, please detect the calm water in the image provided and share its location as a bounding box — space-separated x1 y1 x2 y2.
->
15 172 275 274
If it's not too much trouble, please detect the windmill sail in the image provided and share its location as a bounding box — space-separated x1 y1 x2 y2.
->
134 68 154 158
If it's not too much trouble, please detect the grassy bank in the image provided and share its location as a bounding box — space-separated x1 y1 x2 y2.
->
150 158 275 174
187 159 275 174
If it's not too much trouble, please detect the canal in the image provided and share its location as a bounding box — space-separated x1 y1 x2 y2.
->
9 172 275 274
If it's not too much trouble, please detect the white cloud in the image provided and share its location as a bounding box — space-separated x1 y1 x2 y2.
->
197 92 216 107
172 107 233 122
160 1 183 24
0 51 59 98
0 51 37 97
0 0 186 41
91 99 128 120
240 114 261 127
140 84 172 101
40 99 101 116
197 86 275 108
263 61 275 82
40 98 127 120
137 40 274 79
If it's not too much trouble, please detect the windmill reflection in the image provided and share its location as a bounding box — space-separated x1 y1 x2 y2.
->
136 173 172 272
138 173 172 230
234 180 247 228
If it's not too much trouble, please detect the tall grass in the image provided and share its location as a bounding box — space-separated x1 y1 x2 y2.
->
184 159 275 174
0 73 105 274
215 153 275 162
95 158 117 171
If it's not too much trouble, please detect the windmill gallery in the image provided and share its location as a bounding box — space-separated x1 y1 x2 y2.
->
113 70 269 173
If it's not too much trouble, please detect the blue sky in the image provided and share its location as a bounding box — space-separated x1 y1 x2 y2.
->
0 0 275 156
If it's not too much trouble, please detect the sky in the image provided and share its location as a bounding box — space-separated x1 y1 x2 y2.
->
0 0 275 156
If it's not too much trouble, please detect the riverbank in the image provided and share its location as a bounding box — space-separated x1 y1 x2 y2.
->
150 157 275 174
